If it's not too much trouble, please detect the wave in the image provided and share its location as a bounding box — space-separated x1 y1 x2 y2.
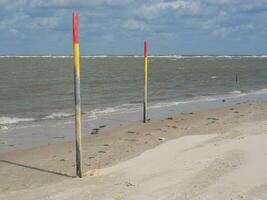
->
229 90 242 94
42 112 74 120
0 117 35 125
2 87 267 127
87 104 140 120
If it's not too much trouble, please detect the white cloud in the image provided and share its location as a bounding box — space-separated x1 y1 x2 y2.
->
122 19 146 31
134 0 200 19
212 23 254 38
28 0 134 8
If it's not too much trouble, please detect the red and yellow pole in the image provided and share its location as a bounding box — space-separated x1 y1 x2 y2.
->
143 41 148 123
73 12 82 178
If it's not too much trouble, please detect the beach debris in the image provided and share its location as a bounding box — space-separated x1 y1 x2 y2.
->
127 131 136 134
172 126 177 128
207 117 219 121
98 150 106 154
86 169 100 177
88 156 95 159
234 111 239 114
60 159 66 162
0 141 7 145
125 138 138 142
189 112 194 115
103 144 110 146
167 117 173 120
230 108 234 110
222 99 226 102
158 137 166 141
91 128 99 135
99 125 106 129
54 136 65 139
125 181 135 187
211 76 217 79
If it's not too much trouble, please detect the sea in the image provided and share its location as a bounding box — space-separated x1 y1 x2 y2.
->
1 55 267 151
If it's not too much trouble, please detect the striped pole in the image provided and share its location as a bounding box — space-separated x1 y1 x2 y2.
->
143 41 148 123
73 12 82 178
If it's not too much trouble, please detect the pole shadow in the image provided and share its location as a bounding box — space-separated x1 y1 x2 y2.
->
0 160 75 178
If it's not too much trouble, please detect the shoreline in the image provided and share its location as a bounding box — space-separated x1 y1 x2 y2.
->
1 100 267 198
2 89 267 153
0 89 267 154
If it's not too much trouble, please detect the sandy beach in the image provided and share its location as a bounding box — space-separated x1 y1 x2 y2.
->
1 101 267 199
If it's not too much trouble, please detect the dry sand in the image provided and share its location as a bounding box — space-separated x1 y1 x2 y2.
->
1 102 267 199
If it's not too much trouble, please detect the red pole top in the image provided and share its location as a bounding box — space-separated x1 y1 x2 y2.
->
73 12 79 44
144 41 148 58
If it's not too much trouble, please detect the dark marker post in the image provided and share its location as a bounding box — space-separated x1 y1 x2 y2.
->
73 12 82 178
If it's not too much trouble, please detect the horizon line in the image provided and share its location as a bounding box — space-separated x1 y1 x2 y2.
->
1 54 267 57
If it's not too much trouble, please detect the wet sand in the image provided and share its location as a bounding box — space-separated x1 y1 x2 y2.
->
1 101 267 199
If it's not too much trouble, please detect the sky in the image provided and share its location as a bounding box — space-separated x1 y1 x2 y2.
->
1 0 267 55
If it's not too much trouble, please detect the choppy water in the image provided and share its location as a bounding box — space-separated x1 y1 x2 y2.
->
1 56 267 126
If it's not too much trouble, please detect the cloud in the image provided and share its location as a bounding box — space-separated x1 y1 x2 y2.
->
134 1 200 19
1 0 267 54
122 19 146 31
28 0 134 8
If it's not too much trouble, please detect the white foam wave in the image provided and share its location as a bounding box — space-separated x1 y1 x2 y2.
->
229 90 241 94
88 104 140 120
42 112 74 120
250 88 267 95
0 117 34 125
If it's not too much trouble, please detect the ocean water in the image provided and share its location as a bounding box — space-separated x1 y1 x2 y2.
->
1 55 267 126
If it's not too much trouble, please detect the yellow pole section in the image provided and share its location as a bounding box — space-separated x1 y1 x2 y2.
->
74 43 80 79
73 12 82 178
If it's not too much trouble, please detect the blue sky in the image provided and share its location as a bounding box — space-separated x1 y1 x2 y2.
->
1 0 267 55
